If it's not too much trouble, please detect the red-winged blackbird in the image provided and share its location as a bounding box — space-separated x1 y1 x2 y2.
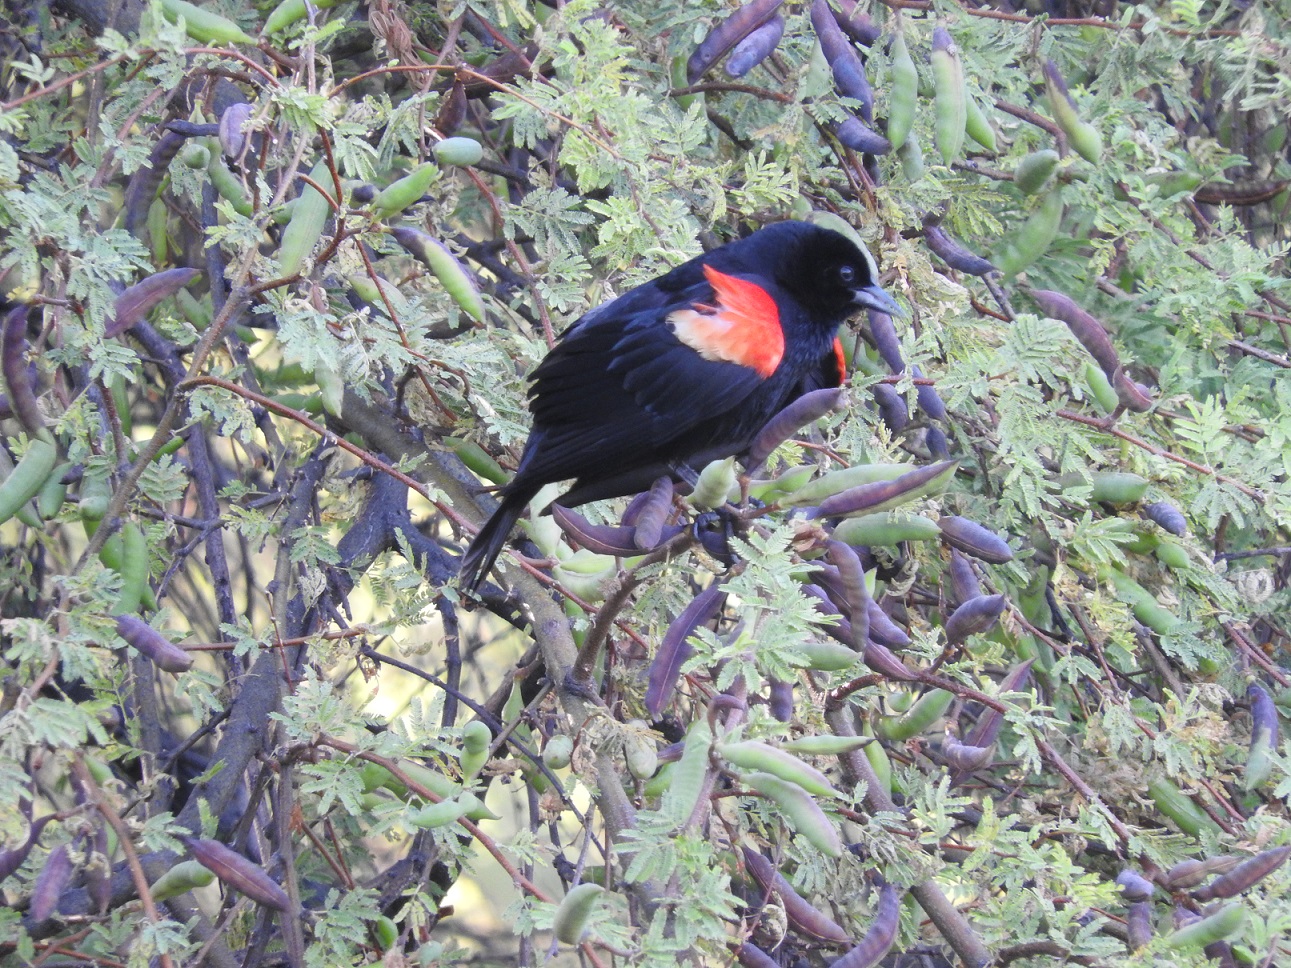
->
459 220 901 591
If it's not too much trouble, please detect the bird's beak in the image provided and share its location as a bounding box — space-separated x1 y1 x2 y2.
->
853 285 905 318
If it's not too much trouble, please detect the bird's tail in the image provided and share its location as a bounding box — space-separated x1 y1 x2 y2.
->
459 490 533 593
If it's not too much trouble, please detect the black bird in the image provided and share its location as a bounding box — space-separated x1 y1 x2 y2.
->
459 219 900 591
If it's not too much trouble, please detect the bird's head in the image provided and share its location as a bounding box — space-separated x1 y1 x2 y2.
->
771 221 904 323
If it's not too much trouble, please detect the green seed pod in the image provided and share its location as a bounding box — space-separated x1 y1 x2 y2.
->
885 30 918 152
1043 60 1102 164
671 53 702 112
930 27 966 166
372 163 437 219
553 883 606 945
390 227 486 323
1013 148 1060 195
205 150 252 217
996 186 1063 276
783 735 871 755
796 640 861 672
433 137 484 167
0 435 58 528
666 721 713 823
1164 903 1245 949
1107 570 1178 636
864 734 892 797
876 688 953 740
784 463 914 506
625 735 658 779
261 0 340 35
36 461 71 519
147 197 169 265
372 916 398 951
1083 361 1118 413
160 0 256 44
1088 471 1149 506
1148 777 1222 839
114 521 150 614
179 141 210 170
1153 538 1189 571
408 797 470 830
278 158 334 278
897 132 924 181
742 771 842 857
963 91 997 152
543 734 574 770
832 511 940 546
691 456 738 509
719 741 839 797
149 859 217 901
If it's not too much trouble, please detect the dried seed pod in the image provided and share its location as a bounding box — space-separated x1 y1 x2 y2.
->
218 102 253 158
832 0 880 46
736 942 781 968
1112 367 1154 412
1244 683 1279 790
725 15 784 78
632 477 675 549
114 615 194 674
924 224 995 276
720 741 839 797
186 837 291 912
551 504 641 556
867 600 910 649
687 0 784 83
948 550 981 604
105 267 202 337
1028 288 1119 377
746 388 846 468
1162 856 1242 891
864 641 916 681
831 880 900 967
125 129 186 235
941 735 993 772
944 593 1005 644
742 771 842 857
871 383 909 432
813 461 958 518
2 305 43 436
768 678 794 722
834 115 892 155
1126 899 1153 950
435 81 468 135
1192 846 1291 901
29 843 72 923
1116 869 1154 902
868 310 904 371
741 847 850 942
811 0 873 120
1143 500 1187 536
938 516 1013 563
645 584 725 717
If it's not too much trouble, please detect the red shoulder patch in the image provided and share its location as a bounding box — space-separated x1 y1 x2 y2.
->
667 265 784 378
832 337 846 386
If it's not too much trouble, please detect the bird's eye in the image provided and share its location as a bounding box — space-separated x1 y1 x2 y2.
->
838 265 857 285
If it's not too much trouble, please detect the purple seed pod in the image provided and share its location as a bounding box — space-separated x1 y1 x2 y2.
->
632 477 675 550
813 461 958 519
1245 683 1279 791
114 615 194 674
924 224 996 276
186 837 291 912
1126 899 1153 950
871 383 909 432
645 583 726 717
1112 367 1154 412
960 659 1034 750
863 641 916 681
944 594 1005 645
219 102 253 158
125 129 186 236
105 267 202 337
551 504 642 556
1192 846 1291 901
811 0 873 120
1143 501 1187 536
833 115 892 155
832 0 880 46
938 515 1013 564
948 550 981 605
0 814 51 882
1028 288 1120 377
827 540 871 626
941 735 993 772
867 599 910 649
29 842 72 923
687 0 785 83
2 305 44 436
912 367 948 421
1204 941 1238 968
747 387 846 468
925 426 950 460
736 942 780 968
1116 869 1154 902
830 880 899 967
768 678 794 722
725 15 784 78
742 847 850 943
867 310 904 372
